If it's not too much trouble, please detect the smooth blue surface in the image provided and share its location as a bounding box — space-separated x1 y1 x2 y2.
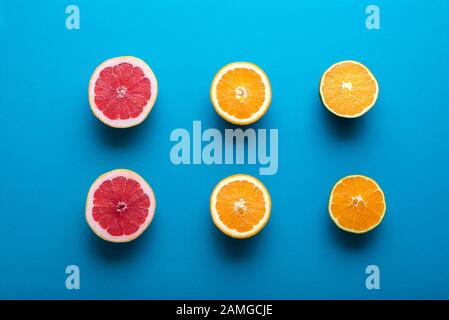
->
1 0 448 299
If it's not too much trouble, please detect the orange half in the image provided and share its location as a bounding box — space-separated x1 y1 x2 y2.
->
320 60 379 118
210 62 272 125
329 175 386 233
210 174 271 238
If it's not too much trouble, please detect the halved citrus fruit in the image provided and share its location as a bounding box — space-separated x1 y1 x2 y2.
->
210 174 271 238
329 175 386 233
85 169 156 242
210 62 271 125
320 60 379 118
88 56 158 128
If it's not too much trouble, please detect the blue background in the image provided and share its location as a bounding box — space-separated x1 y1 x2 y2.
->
0 0 448 299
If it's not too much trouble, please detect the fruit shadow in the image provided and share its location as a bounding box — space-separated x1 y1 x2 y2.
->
88 101 159 148
318 97 365 139
326 209 379 250
88 225 155 261
211 228 265 260
208 203 268 260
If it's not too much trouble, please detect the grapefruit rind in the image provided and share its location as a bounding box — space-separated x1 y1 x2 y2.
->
319 60 379 118
328 174 386 234
210 62 272 125
85 169 156 243
210 174 271 239
88 56 158 128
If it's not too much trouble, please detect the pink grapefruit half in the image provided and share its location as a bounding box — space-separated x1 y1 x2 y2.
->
85 169 156 242
88 56 158 128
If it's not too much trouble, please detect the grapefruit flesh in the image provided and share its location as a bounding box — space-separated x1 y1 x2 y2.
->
85 169 156 242
88 56 158 128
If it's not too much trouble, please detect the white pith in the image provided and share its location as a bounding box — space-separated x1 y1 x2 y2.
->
342 82 353 90
116 86 127 98
235 86 248 101
88 56 158 128
210 174 271 238
85 169 156 242
352 195 364 205
234 198 247 212
211 62 271 125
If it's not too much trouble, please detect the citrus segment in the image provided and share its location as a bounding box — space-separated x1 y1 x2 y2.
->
329 175 386 233
210 62 271 125
88 56 158 128
210 174 271 238
320 60 379 118
85 169 156 242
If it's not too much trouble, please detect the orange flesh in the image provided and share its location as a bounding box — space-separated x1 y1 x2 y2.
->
329 176 385 232
215 180 266 232
216 68 266 119
321 62 377 116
